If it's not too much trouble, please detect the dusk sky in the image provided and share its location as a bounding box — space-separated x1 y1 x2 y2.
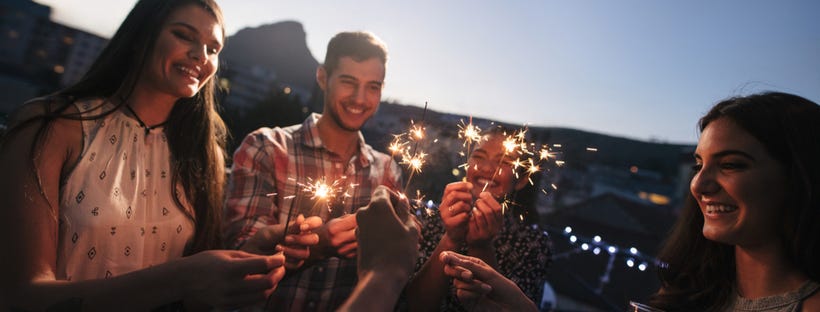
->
36 0 820 144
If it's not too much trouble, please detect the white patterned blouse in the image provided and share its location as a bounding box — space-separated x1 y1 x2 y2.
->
56 98 194 281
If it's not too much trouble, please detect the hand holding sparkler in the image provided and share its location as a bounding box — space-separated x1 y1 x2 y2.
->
279 214 323 270
439 182 503 247
240 214 322 270
313 213 359 259
438 181 475 245
465 192 503 248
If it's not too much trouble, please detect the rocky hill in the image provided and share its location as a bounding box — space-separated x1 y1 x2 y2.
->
221 21 319 92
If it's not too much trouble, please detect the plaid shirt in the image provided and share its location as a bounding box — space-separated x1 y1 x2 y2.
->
224 114 402 311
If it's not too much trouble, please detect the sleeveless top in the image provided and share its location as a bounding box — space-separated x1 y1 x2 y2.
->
56 98 195 281
730 280 820 312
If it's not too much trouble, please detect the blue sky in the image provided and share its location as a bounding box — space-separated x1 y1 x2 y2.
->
37 0 820 144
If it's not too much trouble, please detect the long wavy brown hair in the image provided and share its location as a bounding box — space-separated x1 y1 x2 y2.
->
649 92 820 311
1 0 228 253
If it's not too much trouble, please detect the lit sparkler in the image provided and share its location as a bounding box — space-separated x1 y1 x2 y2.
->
457 124 564 217
458 117 483 155
481 127 529 193
389 102 431 196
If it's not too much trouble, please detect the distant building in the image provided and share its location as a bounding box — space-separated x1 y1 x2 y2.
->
543 193 676 311
0 0 50 68
60 28 107 87
0 0 107 113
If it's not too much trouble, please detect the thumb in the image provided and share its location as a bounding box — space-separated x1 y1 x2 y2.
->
358 186 394 224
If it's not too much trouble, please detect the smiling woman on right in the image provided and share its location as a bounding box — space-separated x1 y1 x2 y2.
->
649 92 820 311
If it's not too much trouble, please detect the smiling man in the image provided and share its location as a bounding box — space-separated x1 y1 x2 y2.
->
224 31 403 311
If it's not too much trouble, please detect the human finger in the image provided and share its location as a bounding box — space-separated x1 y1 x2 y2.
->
266 265 286 288
384 188 414 222
479 192 503 214
330 227 357 247
454 282 491 306
337 241 358 257
300 216 323 231
443 264 474 283
444 201 472 218
227 252 277 275
442 189 473 210
227 273 276 295
284 232 320 246
281 244 310 260
471 205 490 231
328 214 358 235
286 214 306 234
453 278 492 296
443 181 473 194
359 186 394 223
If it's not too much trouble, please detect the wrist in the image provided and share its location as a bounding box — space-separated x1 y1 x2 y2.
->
441 233 465 250
466 239 495 250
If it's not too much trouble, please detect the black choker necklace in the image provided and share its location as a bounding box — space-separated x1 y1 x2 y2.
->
125 105 167 135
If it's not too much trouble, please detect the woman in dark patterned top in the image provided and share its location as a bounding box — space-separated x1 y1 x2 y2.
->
405 127 552 311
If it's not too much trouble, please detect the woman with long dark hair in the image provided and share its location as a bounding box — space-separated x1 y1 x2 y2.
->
0 1 285 310
649 92 820 311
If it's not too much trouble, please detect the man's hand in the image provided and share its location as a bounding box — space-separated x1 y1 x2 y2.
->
241 215 323 271
313 213 358 259
278 214 323 269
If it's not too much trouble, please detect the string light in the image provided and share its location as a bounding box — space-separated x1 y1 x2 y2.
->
549 226 665 275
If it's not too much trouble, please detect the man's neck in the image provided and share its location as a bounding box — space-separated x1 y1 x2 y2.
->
734 242 807 299
316 115 360 163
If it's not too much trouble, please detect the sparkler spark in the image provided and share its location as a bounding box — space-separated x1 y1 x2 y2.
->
290 177 356 218
458 118 483 148
401 152 427 174
389 102 431 195
411 124 425 140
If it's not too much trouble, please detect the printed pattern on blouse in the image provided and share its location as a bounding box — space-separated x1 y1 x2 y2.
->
416 208 552 311
56 98 194 282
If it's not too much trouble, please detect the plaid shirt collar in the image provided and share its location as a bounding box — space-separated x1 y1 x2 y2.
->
299 113 374 168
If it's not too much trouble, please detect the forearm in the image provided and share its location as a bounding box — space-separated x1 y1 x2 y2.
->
224 195 278 250
405 233 461 312
338 270 407 312
5 259 189 311
467 242 498 269
225 138 280 250
499 279 539 312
